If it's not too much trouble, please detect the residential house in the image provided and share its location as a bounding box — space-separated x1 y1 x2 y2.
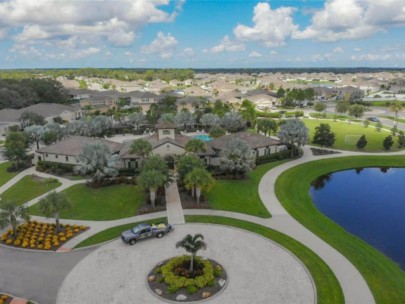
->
122 91 161 112
176 96 206 112
34 136 122 165
245 94 280 109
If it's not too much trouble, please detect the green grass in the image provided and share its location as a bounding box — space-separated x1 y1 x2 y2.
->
207 161 288 218
74 217 166 248
303 118 401 152
0 162 19 187
275 156 405 304
370 100 405 107
186 215 344 304
30 183 146 221
381 116 405 124
1 175 61 205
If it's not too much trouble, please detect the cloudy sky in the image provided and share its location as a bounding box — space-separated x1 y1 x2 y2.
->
1 0 405 68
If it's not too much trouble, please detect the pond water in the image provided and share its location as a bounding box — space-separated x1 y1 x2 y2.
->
310 167 405 269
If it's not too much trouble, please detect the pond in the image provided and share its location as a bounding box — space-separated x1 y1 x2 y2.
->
310 167 405 269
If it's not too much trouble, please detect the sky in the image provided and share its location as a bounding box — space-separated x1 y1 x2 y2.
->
1 0 405 69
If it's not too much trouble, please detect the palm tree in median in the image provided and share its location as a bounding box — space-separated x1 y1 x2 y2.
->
39 191 71 233
176 234 207 273
390 102 404 127
184 168 215 204
129 139 152 168
0 200 30 239
138 169 166 209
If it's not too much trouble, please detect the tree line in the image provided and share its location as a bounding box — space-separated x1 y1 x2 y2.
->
0 79 70 109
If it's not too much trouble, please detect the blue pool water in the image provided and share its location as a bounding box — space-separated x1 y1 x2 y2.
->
310 167 405 269
194 134 212 142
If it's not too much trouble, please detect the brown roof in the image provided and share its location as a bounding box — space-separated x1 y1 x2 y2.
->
208 131 280 151
36 136 122 156
120 133 215 159
155 121 178 129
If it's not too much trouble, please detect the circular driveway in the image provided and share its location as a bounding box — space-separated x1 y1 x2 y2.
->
57 224 315 304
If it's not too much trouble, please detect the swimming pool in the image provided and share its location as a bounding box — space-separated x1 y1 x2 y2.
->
194 134 213 141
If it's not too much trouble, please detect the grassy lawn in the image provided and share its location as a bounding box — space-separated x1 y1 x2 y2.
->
1 175 61 205
0 162 19 187
370 100 405 107
74 217 166 248
186 215 344 304
381 116 405 124
276 156 405 304
207 160 288 218
303 118 401 152
30 183 146 221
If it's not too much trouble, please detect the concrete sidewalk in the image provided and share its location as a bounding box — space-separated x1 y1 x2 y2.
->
165 181 185 225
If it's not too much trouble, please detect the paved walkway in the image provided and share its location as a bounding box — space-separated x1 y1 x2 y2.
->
57 224 315 304
165 181 185 224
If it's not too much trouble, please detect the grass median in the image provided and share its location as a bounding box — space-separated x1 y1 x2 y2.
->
276 156 405 304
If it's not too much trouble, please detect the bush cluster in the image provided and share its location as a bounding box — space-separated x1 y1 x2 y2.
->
36 161 74 175
86 176 136 188
0 221 87 251
255 149 292 165
161 256 215 293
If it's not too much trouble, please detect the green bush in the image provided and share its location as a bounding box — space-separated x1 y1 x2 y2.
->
167 285 179 294
161 256 214 290
255 149 292 165
36 161 74 175
186 285 198 295
213 265 222 277
158 277 165 283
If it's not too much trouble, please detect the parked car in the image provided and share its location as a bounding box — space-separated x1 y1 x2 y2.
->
121 222 173 245
367 116 380 122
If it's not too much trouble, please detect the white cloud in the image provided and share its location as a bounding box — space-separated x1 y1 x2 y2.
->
204 36 245 53
350 53 393 61
141 31 178 59
353 47 362 52
249 51 262 58
311 47 345 62
332 47 344 53
270 50 278 55
234 2 298 47
295 0 405 41
72 47 100 59
0 0 184 58
183 47 195 57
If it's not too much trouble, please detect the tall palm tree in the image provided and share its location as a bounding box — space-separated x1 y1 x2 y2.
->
185 139 206 155
390 102 404 127
138 169 166 208
129 139 152 168
176 234 207 273
0 200 30 239
184 168 215 204
39 191 71 233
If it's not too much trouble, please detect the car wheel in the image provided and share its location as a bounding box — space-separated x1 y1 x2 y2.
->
129 239 136 245
156 232 164 238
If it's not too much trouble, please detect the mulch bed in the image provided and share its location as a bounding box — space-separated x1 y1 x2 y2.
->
148 258 227 302
310 147 341 156
138 196 167 215
179 191 211 210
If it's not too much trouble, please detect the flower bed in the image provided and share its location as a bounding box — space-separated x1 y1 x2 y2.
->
0 221 88 251
0 294 12 304
148 256 227 302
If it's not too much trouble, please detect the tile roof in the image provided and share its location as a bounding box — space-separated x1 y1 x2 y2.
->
208 131 280 151
36 136 122 156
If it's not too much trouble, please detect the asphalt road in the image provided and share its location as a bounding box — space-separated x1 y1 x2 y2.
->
0 246 95 304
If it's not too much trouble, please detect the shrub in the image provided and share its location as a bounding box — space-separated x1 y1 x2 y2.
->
158 277 165 283
213 265 222 277
167 285 179 294
255 149 292 165
186 285 198 295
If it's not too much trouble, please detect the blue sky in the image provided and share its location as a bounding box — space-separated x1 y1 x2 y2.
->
1 0 405 68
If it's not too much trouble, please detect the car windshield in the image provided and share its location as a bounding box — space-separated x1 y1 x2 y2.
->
131 226 142 234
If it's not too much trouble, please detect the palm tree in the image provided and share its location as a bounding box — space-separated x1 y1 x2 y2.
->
390 102 404 127
184 168 215 204
176 234 207 273
129 139 152 167
138 169 166 208
0 200 30 239
39 191 71 233
185 138 206 154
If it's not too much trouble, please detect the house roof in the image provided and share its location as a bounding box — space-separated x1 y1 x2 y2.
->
0 103 81 123
120 133 215 159
122 91 160 98
208 131 280 151
155 121 179 129
36 136 122 156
